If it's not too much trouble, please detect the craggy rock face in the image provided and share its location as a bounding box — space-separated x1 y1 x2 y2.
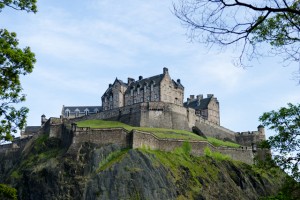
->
0 136 285 200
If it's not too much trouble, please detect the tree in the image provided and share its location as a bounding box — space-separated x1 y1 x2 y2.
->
259 103 300 181
0 0 37 12
0 0 37 141
173 0 300 70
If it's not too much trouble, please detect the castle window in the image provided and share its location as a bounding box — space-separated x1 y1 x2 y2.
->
75 110 79 117
147 96 150 101
137 88 140 94
110 105 113 109
134 99 137 104
131 89 133 96
144 86 147 92
154 94 157 99
65 110 70 117
140 97 143 102
128 100 131 105
151 84 154 91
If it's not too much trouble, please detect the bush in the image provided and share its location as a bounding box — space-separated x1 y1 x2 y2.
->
0 184 17 200
192 126 207 139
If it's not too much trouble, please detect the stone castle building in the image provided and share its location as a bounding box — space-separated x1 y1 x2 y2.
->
1 67 268 166
101 67 184 110
61 68 220 126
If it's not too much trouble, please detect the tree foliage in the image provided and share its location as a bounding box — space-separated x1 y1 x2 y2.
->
259 103 300 181
173 0 300 68
0 0 37 13
0 0 36 141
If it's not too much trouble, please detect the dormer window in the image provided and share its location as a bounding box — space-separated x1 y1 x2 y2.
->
75 109 80 117
84 109 89 116
109 96 113 101
65 110 70 117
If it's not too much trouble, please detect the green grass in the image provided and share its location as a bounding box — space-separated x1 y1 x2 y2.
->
139 144 220 199
207 137 240 148
76 119 240 148
204 147 231 161
97 148 130 172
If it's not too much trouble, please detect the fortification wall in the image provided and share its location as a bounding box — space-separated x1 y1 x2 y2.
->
140 102 191 130
68 102 238 142
72 127 131 148
195 118 236 140
235 131 260 146
132 130 254 165
0 137 33 154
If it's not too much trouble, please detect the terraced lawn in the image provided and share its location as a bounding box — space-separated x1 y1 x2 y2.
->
76 119 240 148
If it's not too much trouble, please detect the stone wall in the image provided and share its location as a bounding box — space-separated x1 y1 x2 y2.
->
72 127 131 149
0 137 33 154
195 118 236 140
132 130 254 165
68 101 238 141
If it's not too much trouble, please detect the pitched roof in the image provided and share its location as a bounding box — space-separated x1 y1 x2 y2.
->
124 74 165 94
184 97 212 110
102 78 128 97
62 106 102 113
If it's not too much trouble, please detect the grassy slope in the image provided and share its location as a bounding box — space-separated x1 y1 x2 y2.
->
76 119 240 148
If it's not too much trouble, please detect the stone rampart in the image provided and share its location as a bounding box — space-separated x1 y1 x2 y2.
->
72 127 131 149
67 102 238 141
195 118 236 140
0 136 33 154
132 130 254 165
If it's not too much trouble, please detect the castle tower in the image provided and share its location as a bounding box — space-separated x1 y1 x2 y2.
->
257 125 266 141
41 114 47 126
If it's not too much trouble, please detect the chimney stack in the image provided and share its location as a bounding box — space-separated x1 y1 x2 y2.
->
190 95 195 100
128 77 135 85
163 67 168 74
197 94 203 101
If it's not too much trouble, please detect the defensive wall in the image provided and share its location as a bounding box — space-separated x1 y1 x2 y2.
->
69 102 237 140
132 130 254 165
67 125 255 164
71 126 131 149
0 121 259 165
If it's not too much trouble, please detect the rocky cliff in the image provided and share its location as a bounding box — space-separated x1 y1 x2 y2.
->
0 134 287 200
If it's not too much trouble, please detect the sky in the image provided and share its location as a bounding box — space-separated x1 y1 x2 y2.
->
1 0 299 138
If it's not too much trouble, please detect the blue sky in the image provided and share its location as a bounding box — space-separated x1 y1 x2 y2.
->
1 0 299 138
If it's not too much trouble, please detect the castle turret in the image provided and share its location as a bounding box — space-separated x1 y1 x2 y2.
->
41 114 47 126
257 125 266 141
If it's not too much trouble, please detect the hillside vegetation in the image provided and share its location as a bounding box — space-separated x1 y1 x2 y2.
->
0 133 290 199
76 119 240 148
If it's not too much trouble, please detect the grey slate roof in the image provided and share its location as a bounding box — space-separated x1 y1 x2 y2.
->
102 78 128 97
63 106 102 113
183 97 212 110
125 74 164 94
